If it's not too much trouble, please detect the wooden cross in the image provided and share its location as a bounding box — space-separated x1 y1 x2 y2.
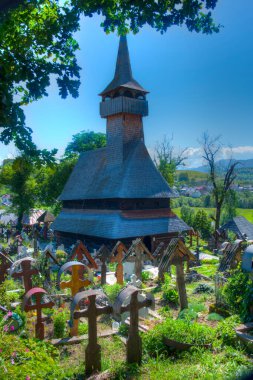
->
114 286 153 365
22 287 54 339
125 239 154 280
33 229 40 257
111 241 128 285
70 240 98 269
11 258 38 293
43 248 60 284
96 245 111 285
71 290 112 376
0 252 12 284
58 261 91 336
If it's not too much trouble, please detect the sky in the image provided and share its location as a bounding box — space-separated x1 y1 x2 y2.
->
1 0 253 167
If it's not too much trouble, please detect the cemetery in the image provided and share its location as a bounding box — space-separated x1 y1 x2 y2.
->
1 2 253 379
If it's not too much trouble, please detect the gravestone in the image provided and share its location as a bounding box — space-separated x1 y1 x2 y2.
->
124 239 154 281
11 258 38 293
71 289 112 376
111 241 128 285
22 287 54 339
95 244 111 285
58 261 92 336
114 285 154 365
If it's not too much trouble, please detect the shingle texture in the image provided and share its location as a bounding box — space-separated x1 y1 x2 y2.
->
100 36 148 96
219 216 253 240
52 210 190 239
59 141 175 200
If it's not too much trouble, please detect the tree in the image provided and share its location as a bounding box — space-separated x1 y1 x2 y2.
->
201 133 239 238
64 130 106 158
0 1 220 155
181 205 194 227
0 156 37 228
193 209 212 239
154 135 188 186
221 189 238 225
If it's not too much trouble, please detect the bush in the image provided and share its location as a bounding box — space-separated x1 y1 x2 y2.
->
141 271 151 282
178 309 198 321
143 318 215 356
193 283 214 294
162 274 179 304
103 283 123 303
78 322 88 335
222 268 253 322
207 313 224 321
118 323 129 337
52 308 68 338
215 315 240 347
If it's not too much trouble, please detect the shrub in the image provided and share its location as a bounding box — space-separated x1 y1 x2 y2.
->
78 322 88 335
178 308 198 321
141 271 151 282
103 283 123 303
143 318 215 356
118 323 129 337
222 268 253 322
162 274 179 304
193 283 214 294
215 315 240 347
52 308 68 338
207 313 224 321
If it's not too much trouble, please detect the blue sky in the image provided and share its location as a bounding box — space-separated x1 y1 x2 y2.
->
1 0 253 167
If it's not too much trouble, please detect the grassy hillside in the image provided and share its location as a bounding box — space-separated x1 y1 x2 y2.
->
173 207 253 223
176 170 208 185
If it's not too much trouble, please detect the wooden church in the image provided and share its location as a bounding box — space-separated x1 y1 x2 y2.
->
53 36 190 251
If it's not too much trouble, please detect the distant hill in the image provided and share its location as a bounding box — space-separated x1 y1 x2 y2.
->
190 159 253 173
177 159 253 185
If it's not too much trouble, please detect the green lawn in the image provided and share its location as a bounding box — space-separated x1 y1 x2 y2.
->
173 207 253 223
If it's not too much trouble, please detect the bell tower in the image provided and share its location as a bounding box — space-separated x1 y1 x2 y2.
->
99 36 149 167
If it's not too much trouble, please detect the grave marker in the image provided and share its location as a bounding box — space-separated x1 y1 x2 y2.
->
111 241 128 285
11 257 38 293
22 287 54 339
71 289 112 376
0 252 13 283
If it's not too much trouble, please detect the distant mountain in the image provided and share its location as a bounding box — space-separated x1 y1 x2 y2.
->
190 159 253 173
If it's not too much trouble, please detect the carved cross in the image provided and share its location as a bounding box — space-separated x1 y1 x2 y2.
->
22 287 54 339
111 241 127 285
70 240 98 269
43 248 59 284
11 259 38 293
125 239 154 280
72 290 112 376
96 245 111 285
115 286 153 365
59 262 91 336
0 252 12 284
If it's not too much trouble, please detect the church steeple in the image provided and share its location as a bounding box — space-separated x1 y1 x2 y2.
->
100 36 148 97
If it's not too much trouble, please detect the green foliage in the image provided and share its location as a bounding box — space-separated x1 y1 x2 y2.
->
141 271 151 282
221 189 238 225
178 308 198 321
215 316 240 347
52 308 69 338
192 209 212 239
207 313 224 321
0 334 74 379
64 130 106 157
193 283 214 294
78 321 88 335
222 268 253 322
103 283 123 303
162 274 179 304
143 318 215 356
118 323 129 337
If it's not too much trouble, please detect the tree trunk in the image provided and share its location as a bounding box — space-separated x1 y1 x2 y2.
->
214 204 222 249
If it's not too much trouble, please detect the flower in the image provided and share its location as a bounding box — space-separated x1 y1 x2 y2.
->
3 325 8 332
10 325 15 331
11 352 16 357
11 358 14 365
26 376 31 380
25 348 30 353
7 311 13 317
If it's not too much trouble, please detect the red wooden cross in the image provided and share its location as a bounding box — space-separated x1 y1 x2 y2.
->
70 241 98 269
22 287 54 339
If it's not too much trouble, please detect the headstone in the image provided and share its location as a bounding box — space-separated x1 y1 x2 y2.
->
58 261 92 336
11 258 38 293
129 274 142 289
22 287 54 339
114 286 154 365
123 261 135 280
70 290 112 376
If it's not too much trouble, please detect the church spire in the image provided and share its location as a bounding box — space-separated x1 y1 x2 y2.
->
99 36 148 96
